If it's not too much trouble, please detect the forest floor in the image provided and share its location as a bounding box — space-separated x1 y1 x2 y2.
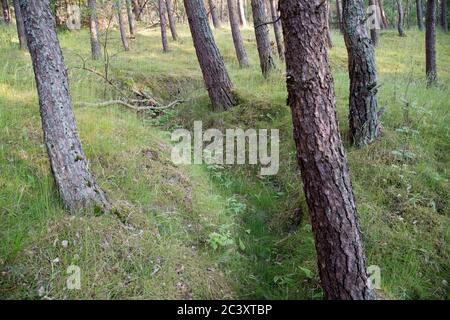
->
0 24 449 300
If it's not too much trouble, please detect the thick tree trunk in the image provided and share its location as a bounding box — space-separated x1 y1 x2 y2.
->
132 0 141 20
19 0 110 213
126 0 136 36
369 0 380 46
336 0 344 33
396 0 406 36
12 0 27 50
416 0 425 30
1 0 10 24
426 0 437 85
441 0 448 32
209 0 222 28
117 0 130 51
251 0 276 77
159 0 169 52
269 0 284 60
166 0 178 40
227 0 249 68
184 0 236 111
343 0 380 147
279 0 375 300
88 0 102 60
237 0 247 27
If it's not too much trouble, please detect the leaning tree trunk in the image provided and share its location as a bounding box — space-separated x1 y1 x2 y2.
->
117 0 130 51
184 0 236 111
336 0 344 33
396 0 406 36
12 0 27 50
251 0 276 77
441 0 448 32
132 0 141 20
19 0 110 213
88 0 102 60
159 0 169 52
166 0 178 40
269 0 284 60
227 0 249 68
343 0 380 147
416 0 425 30
279 0 375 300
369 0 380 46
126 0 136 36
209 0 222 28
426 0 437 86
378 0 389 28
237 0 247 27
1 0 10 23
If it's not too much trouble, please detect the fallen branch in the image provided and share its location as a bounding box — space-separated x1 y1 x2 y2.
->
74 99 185 112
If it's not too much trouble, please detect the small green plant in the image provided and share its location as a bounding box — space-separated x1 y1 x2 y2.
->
208 230 234 251
226 195 247 215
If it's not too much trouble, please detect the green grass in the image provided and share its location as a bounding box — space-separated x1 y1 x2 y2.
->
0 23 449 299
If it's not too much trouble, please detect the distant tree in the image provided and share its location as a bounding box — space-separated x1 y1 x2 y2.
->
159 0 169 52
279 0 375 300
369 0 380 46
396 0 406 36
378 0 389 28
343 0 381 147
416 0 425 30
336 0 344 33
184 0 236 110
19 0 110 212
126 0 136 36
441 0 448 32
227 0 249 68
1 0 10 24
237 0 247 27
116 0 130 51
132 0 141 20
12 0 27 50
426 0 437 85
324 0 333 48
88 0 102 60
251 0 276 77
166 0 179 40
269 0 284 60
209 0 222 28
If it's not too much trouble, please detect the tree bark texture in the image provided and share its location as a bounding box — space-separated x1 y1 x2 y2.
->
12 0 27 50
279 0 375 300
159 0 169 52
227 0 249 68
269 0 284 60
426 0 437 85
166 0 179 40
88 0 102 60
416 0 425 30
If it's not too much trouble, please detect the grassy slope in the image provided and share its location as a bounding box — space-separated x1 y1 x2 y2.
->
0 23 449 299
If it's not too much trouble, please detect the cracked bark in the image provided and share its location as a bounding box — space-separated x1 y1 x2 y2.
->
19 0 110 213
279 0 375 300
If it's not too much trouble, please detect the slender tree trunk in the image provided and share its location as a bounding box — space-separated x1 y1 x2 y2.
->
269 0 284 60
238 0 247 27
325 0 333 48
159 0 169 52
426 0 437 85
117 0 130 51
209 0 222 28
166 0 178 40
88 0 102 60
279 0 375 300
343 0 381 147
19 0 110 213
126 0 136 36
369 0 380 46
336 0 344 33
12 0 27 50
416 0 425 30
132 0 141 20
378 0 389 28
251 0 276 77
227 0 249 67
441 0 448 32
1 0 10 24
184 0 236 110
396 0 406 36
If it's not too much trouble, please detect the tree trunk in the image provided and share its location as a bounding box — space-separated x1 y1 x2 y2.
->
88 0 102 60
227 0 249 68
336 0 344 33
441 0 448 32
378 0 389 28
159 0 169 52
279 0 375 300
343 0 380 147
1 0 10 24
325 0 333 48
12 0 27 50
416 0 425 30
117 0 130 51
166 0 178 40
251 0 276 78
238 0 247 27
269 0 284 60
396 0 406 36
126 0 136 36
19 0 110 213
369 0 380 46
132 0 141 20
184 0 236 111
209 0 222 28
426 0 437 86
